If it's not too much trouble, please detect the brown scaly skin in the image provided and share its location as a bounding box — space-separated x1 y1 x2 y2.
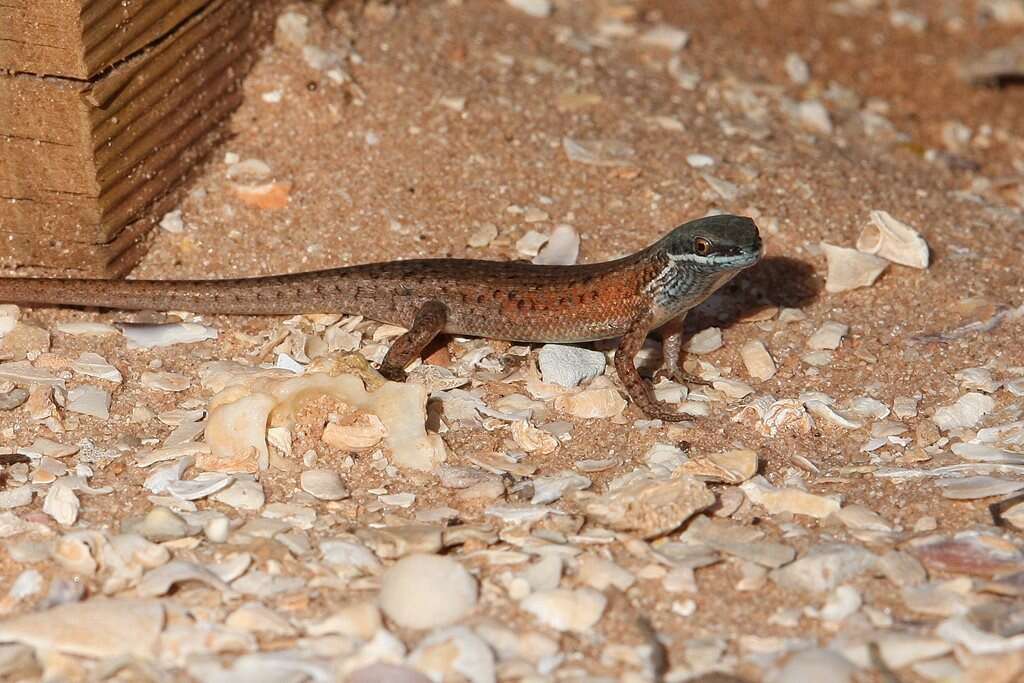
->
0 215 762 421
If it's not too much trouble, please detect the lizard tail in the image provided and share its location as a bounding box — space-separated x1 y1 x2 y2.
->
0 275 312 315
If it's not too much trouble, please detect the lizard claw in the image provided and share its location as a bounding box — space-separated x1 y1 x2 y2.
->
654 367 712 387
640 400 692 422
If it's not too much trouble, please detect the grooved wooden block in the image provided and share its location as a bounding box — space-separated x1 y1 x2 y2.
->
0 0 272 276
0 0 214 79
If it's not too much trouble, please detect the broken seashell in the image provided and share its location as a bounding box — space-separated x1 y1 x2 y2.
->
713 378 754 399
686 327 722 354
537 344 605 387
533 224 580 266
511 420 559 455
323 413 386 450
741 475 840 518
676 449 758 483
553 387 626 419
857 210 929 269
954 367 1000 393
583 475 714 539
521 588 606 633
932 393 995 431
808 321 849 350
202 359 445 472
936 476 1024 500
740 341 776 381
805 399 863 429
821 242 889 293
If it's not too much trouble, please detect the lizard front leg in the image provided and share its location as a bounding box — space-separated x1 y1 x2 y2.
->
656 315 711 386
379 300 448 381
614 314 688 422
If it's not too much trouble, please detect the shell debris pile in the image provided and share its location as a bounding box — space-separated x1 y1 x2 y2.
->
0 1 1022 682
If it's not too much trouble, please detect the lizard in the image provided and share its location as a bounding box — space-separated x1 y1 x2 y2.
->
0 214 763 421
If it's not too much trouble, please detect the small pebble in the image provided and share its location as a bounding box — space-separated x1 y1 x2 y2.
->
300 469 350 501
379 554 478 629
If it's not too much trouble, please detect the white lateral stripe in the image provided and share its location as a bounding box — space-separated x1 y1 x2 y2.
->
665 251 752 267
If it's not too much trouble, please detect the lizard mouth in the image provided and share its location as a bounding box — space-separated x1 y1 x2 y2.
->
712 242 763 268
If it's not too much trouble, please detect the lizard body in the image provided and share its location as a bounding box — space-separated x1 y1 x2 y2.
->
0 215 763 420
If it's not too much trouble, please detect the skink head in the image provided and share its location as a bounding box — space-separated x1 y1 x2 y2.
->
660 214 764 271
643 215 763 322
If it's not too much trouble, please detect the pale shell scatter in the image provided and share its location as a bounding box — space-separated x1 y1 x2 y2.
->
410 627 496 683
740 476 840 519
734 396 814 436
553 386 626 419
770 544 877 594
378 554 478 629
203 363 445 472
893 396 919 419
785 53 811 84
537 344 606 387
65 385 111 419
820 242 889 293
686 153 715 168
676 449 758 483
931 392 996 431
640 24 690 51
740 340 777 381
0 304 19 336
299 469 350 500
686 327 722 354
805 399 863 429
954 367 1000 393
140 371 191 392
323 413 386 450
777 649 857 683
0 599 164 659
119 323 219 349
802 350 833 367
701 173 740 201
515 230 549 258
504 0 551 18
70 353 123 383
42 481 80 526
533 224 580 265
521 588 607 633
856 210 930 269
54 321 120 336
467 222 498 248
713 378 754 399
530 471 591 504
562 137 636 167
936 476 1024 500
807 321 849 350
796 100 833 135
583 475 714 539
847 396 890 420
511 419 559 454
0 6 1019 682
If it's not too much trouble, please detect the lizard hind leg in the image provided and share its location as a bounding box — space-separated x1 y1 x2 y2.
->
379 300 448 382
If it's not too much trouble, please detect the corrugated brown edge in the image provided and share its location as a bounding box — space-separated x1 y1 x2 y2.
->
0 0 276 276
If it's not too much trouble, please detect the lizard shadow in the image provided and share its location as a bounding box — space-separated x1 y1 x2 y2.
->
685 255 820 333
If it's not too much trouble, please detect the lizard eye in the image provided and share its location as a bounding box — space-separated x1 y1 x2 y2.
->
694 237 713 256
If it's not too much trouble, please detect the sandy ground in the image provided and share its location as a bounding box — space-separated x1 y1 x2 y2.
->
1 0 1024 681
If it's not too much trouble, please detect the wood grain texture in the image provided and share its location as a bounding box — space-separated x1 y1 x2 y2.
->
0 0 272 275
